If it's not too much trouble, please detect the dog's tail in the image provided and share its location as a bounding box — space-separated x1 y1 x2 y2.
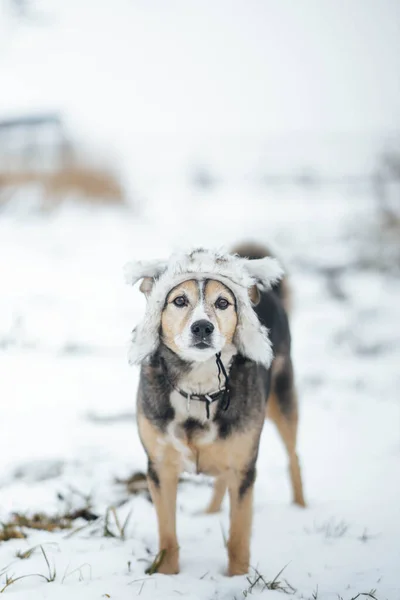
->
231 241 291 314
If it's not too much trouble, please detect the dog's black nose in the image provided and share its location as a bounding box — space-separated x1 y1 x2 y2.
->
191 319 214 339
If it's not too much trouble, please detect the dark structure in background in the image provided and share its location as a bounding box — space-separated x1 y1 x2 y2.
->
0 113 124 209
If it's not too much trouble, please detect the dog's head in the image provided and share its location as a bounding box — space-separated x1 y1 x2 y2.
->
125 248 283 366
161 278 238 362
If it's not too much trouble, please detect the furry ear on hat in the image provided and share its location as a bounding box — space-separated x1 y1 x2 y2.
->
242 256 283 291
124 259 167 286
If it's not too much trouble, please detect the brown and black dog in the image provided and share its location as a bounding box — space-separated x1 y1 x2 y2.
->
128 243 305 576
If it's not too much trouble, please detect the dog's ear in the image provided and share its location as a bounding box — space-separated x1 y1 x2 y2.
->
248 284 261 306
139 276 154 297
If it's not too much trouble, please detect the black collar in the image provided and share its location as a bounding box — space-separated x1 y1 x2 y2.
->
172 386 226 419
159 352 231 419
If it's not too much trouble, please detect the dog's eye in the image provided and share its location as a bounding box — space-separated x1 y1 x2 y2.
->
173 295 187 307
215 297 229 310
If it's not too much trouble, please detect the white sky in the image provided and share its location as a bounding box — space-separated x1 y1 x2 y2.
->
0 0 399 138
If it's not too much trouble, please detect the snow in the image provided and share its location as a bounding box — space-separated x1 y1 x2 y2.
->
1 1 400 598
0 186 399 600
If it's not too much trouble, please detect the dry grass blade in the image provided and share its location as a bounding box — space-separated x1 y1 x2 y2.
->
15 545 40 560
103 508 116 538
61 562 92 583
16 542 58 561
0 573 50 593
145 550 167 575
120 511 132 541
349 591 379 600
40 545 56 582
311 585 319 599
110 507 122 536
63 516 103 539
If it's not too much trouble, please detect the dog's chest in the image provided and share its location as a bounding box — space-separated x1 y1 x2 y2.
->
168 390 218 446
155 349 236 473
163 360 226 473
167 390 219 469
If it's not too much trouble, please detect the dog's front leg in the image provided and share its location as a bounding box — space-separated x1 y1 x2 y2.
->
227 466 255 576
147 457 180 574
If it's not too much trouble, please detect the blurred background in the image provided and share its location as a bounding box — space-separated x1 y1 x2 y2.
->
0 1 399 598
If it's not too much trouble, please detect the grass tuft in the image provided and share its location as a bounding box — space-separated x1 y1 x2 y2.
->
243 565 296 596
305 518 349 539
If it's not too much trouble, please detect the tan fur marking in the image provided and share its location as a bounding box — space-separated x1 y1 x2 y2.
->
194 427 260 476
138 412 181 574
161 280 199 355
204 280 237 344
227 474 254 575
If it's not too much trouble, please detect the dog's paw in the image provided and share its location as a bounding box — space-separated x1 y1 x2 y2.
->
227 563 249 577
145 548 180 575
156 553 180 575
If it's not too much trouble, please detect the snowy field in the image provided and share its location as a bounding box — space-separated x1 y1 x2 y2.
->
1 1 400 597
0 183 399 600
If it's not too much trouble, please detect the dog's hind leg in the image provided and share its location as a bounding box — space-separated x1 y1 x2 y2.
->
267 357 306 507
272 403 306 507
205 475 227 514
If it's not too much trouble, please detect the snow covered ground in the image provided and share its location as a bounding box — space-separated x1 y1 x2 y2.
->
0 183 399 600
1 1 400 597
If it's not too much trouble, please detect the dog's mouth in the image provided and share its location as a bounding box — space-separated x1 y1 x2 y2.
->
193 341 212 350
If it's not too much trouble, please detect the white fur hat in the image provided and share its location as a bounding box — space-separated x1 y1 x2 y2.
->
125 248 283 366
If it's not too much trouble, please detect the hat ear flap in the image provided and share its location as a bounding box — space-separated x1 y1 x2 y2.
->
244 256 283 290
124 259 167 286
234 297 273 366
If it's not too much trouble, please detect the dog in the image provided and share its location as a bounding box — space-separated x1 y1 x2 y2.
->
125 243 305 576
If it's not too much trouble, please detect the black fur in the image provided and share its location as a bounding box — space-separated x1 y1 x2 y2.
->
239 462 257 499
139 347 267 439
183 417 205 440
254 287 290 357
273 358 295 415
148 460 160 487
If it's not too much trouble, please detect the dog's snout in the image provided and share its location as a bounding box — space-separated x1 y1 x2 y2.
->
191 319 214 339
